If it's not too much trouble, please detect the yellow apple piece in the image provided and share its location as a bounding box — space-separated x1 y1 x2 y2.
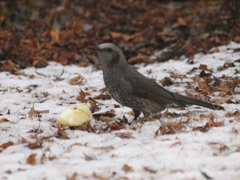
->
57 104 92 126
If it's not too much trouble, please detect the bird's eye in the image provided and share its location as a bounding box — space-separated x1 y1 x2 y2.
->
106 48 112 53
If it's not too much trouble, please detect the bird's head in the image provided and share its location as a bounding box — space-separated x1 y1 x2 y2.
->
88 43 126 67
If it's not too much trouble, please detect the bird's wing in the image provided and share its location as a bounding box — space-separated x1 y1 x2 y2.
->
125 70 186 108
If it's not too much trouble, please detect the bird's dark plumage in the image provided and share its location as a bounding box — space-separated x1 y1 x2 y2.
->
88 43 224 121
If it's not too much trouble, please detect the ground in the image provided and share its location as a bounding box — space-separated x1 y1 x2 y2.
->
0 42 240 180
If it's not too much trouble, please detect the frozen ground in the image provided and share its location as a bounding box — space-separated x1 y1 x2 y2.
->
0 42 240 180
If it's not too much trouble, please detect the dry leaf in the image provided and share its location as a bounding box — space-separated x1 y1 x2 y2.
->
170 141 181 148
76 90 87 103
94 94 111 100
56 126 69 139
27 140 43 149
68 75 86 85
93 145 114 152
209 47 220 53
28 107 37 118
170 73 181 79
108 123 125 131
115 132 134 139
0 141 14 150
99 116 114 122
36 110 49 114
198 81 208 89
88 98 101 112
199 64 208 71
143 167 157 174
68 143 83 150
92 172 104 180
50 28 60 41
26 154 37 165
0 118 9 123
122 164 133 172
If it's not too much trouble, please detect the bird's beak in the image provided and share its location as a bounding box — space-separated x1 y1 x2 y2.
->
88 46 102 52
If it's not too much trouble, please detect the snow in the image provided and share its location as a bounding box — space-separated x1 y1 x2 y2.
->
0 42 240 180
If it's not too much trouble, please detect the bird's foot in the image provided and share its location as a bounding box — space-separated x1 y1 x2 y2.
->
129 120 139 130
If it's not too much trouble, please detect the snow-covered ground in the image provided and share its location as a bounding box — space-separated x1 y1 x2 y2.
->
0 42 240 180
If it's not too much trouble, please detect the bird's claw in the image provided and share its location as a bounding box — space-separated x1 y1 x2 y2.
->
129 120 139 129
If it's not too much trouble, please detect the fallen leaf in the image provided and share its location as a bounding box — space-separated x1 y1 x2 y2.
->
93 145 114 152
56 126 69 139
27 140 43 150
0 141 14 150
88 98 101 112
28 107 37 118
170 141 181 148
94 93 111 100
122 164 133 172
76 90 87 103
68 143 83 149
170 73 181 79
26 154 37 165
36 110 49 114
99 116 114 122
115 132 134 139
50 28 60 41
199 64 208 71
198 81 208 89
0 118 9 123
68 75 86 85
143 167 157 174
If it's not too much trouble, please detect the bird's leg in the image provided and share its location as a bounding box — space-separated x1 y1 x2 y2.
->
130 109 141 129
138 111 151 123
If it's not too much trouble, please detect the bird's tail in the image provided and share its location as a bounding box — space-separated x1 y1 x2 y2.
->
177 94 224 110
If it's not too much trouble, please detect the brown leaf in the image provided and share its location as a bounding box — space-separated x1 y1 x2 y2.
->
1 60 21 75
114 104 121 108
198 81 208 89
94 94 111 100
110 32 132 41
99 116 114 122
178 17 191 26
28 107 37 118
68 75 86 85
36 110 49 114
108 123 125 131
93 145 114 152
78 60 89 67
26 154 37 165
0 118 9 123
199 64 208 71
68 143 83 149
143 167 157 174
122 164 133 172
76 90 87 103
115 132 134 139
170 73 181 79
27 140 43 149
92 172 104 180
50 28 60 41
204 121 224 128
208 47 220 53
56 126 69 139
88 98 101 112
170 141 181 148
0 141 14 150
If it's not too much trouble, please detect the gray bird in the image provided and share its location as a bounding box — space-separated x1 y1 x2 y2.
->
88 43 224 122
